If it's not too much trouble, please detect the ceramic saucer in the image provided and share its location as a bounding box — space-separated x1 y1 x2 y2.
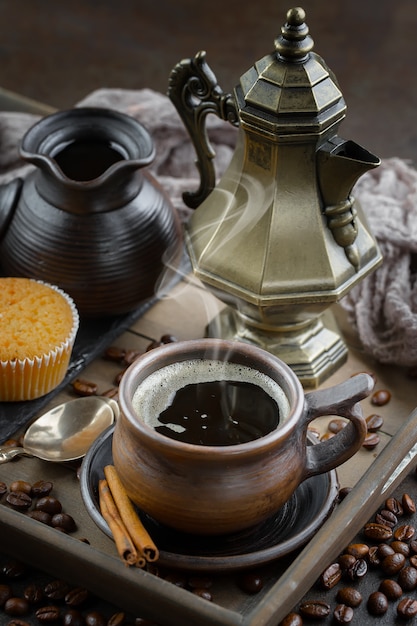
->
80 426 339 572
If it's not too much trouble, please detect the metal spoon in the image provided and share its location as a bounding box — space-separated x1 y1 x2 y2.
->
0 396 119 463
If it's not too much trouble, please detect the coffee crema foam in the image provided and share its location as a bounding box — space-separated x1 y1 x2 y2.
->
132 359 290 434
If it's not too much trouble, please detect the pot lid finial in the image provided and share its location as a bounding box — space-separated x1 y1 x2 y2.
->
274 7 314 61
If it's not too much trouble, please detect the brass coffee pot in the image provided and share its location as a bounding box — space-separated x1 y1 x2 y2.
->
168 6 382 386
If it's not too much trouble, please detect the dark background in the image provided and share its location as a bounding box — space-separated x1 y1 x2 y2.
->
0 0 416 164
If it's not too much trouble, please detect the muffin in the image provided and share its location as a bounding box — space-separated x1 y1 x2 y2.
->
0 278 79 401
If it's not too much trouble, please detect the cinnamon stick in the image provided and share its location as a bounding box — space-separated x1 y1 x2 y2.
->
104 464 159 563
98 479 146 568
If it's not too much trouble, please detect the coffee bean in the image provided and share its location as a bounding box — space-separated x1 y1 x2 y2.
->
362 432 380 450
35 496 62 516
398 566 417 591
368 546 381 566
2 560 26 578
391 540 410 556
192 588 213 601
44 579 70 600
320 562 342 589
23 583 44 604
0 583 12 606
333 603 353 623
6 491 32 510
385 497 403 516
379 578 403 600
104 346 126 362
27 510 52 525
397 597 417 619
35 605 61 622
84 610 107 626
237 572 264 594
346 558 368 580
380 552 406 575
410 555 417 568
377 543 395 559
366 413 384 432
107 612 126 626
64 587 89 606
102 387 119 400
6 619 31 626
336 587 362 607
299 600 330 619
9 480 32 495
122 350 142 366
402 493 416 515
394 524 415 542
345 543 369 559
72 378 98 396
410 539 417 554
363 522 392 541
51 513 77 533
371 389 391 406
279 614 303 626
376 509 398 528
0 481 8 497
63 609 85 626
367 591 388 615
338 487 352 501
338 554 356 571
4 597 30 616
31 480 53 498
328 419 346 433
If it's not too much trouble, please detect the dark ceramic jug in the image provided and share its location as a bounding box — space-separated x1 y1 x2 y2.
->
0 107 182 316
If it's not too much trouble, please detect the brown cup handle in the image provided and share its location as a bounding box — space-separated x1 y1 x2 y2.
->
302 373 374 478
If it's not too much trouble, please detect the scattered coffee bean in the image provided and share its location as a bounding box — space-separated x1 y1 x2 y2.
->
122 350 142 366
338 554 356 572
391 540 410 556
35 605 61 622
397 597 417 619
321 562 342 589
64 587 89 607
328 419 346 433
363 522 392 542
35 496 62 516
299 600 330 619
6 619 31 626
394 524 415 542
27 510 52 525
333 603 353 623
31 481 53 498
378 578 403 600
385 497 403 516
0 584 12 607
237 572 264 594
402 493 416 515
9 481 31 495
380 552 406 576
367 591 388 615
0 481 8 497
72 378 98 396
6 491 32 511
44 580 70 600
103 346 127 362
192 588 213 601
398 566 417 591
365 413 384 432
336 587 362 607
23 584 44 605
51 513 77 533
63 608 85 626
279 613 303 626
371 389 391 406
346 558 368 580
4 598 30 617
345 543 369 559
84 610 107 626
376 509 398 528
362 432 380 450
107 612 126 626
1 560 26 579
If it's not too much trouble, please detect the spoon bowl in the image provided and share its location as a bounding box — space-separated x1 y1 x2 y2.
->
0 396 119 463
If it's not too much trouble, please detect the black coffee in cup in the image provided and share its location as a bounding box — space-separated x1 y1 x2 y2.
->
132 359 289 446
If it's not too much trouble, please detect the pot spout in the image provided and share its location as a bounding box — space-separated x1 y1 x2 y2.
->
317 137 381 206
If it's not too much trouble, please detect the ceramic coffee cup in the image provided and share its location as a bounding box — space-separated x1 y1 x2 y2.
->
113 339 373 535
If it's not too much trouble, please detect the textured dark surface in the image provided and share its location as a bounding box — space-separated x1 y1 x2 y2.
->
0 0 416 164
